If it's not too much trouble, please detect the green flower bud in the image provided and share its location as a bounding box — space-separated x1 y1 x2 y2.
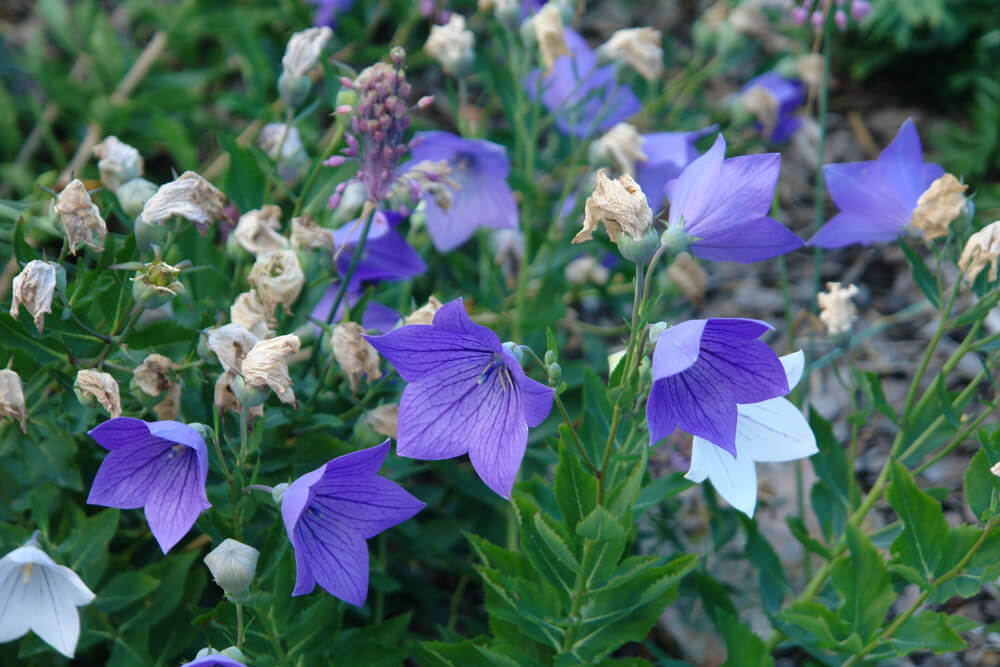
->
547 362 562 385
204 538 259 601
278 72 312 108
230 374 269 408
661 224 691 255
544 350 556 366
647 321 668 344
271 482 289 504
116 178 158 218
617 229 660 264
220 647 247 663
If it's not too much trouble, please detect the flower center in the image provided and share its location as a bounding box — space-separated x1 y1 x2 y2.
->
166 444 185 460
478 354 513 392
454 151 476 172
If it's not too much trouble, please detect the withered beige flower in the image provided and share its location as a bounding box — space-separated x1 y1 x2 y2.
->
54 179 107 255
332 322 382 394
425 13 475 75
74 369 122 418
282 27 333 78
958 221 1000 284
10 260 57 332
233 206 286 255
207 324 260 376
817 282 860 336
258 123 304 162
93 136 143 191
405 295 443 326
573 169 653 244
590 123 647 176
248 250 305 318
796 54 824 91
911 173 967 241
665 252 708 306
365 404 398 439
533 4 569 72
565 255 610 286
140 171 227 232
133 354 181 421
290 215 334 252
599 27 663 81
0 369 26 433
242 334 301 406
214 372 263 420
741 85 779 140
399 161 457 212
230 290 274 339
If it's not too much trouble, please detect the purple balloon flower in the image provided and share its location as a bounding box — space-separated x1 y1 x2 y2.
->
646 319 789 456
87 418 210 553
740 71 804 143
331 210 427 288
664 133 804 262
810 119 944 248
364 298 554 498
635 127 716 214
524 29 641 137
404 131 518 252
280 440 424 605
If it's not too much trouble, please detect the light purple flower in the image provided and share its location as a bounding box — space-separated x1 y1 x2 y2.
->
810 119 944 248
331 210 427 288
87 418 210 554
280 441 424 605
180 656 245 667
311 0 355 27
404 131 518 252
635 127 716 213
525 29 641 137
664 134 804 262
364 298 554 498
740 71 804 143
646 319 789 456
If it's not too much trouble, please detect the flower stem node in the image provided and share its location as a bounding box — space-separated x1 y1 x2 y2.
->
660 224 691 255
204 538 259 601
230 375 269 408
271 483 289 505
647 321 668 345
617 229 660 263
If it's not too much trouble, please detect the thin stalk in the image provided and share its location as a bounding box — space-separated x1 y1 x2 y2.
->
293 122 346 218
810 1 833 303
236 602 245 649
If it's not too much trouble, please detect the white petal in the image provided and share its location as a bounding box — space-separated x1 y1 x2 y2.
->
736 396 817 463
24 567 82 658
0 561 30 643
779 350 805 390
686 437 758 517
53 565 96 606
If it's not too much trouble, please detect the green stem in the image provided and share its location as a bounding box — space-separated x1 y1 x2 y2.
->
293 122 346 218
236 602 245 649
810 2 833 304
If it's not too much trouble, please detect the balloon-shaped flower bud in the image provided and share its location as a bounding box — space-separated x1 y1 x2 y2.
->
204 538 259 600
93 136 143 191
117 178 159 218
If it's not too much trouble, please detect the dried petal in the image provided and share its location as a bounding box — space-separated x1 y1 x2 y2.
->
74 370 122 418
233 205 286 255
0 369 26 433
666 252 708 306
290 215 334 252
590 123 648 176
365 404 398 439
230 290 274 339
425 14 475 75
574 169 653 244
333 322 382 394
248 250 305 318
817 282 859 335
54 180 107 255
93 136 143 190
405 295 443 326
140 171 227 232
242 334 301 406
599 27 663 81
911 173 967 241
10 260 57 332
133 354 175 397
565 255 610 286
282 27 333 78
207 324 260 375
533 5 569 72
958 221 1000 284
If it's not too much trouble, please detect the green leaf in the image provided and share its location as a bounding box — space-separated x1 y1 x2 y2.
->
786 516 831 559
889 611 967 656
604 445 646 517
948 288 1000 328
13 216 39 263
858 370 898 424
514 493 575 600
718 610 774 667
965 449 1000 522
777 600 845 647
95 572 161 614
553 438 598 535
741 516 789 614
576 505 628 588
831 524 893 642
886 461 948 583
899 239 941 309
808 409 850 541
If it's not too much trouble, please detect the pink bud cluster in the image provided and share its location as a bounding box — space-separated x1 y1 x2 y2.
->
789 0 871 31
328 47 433 207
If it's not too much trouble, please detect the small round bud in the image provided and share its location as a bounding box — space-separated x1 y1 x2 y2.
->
189 423 215 443
544 350 556 366
230 375 269 408
196 647 221 657
204 538 259 600
278 72 313 108
116 178 158 218
617 229 660 264
547 362 562 385
647 321 668 344
502 341 524 365
272 482 289 504
220 646 248 663
661 224 691 254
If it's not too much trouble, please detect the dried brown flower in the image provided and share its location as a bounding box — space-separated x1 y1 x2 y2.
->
10 260 57 332
54 179 107 255
332 322 382 394
573 169 653 244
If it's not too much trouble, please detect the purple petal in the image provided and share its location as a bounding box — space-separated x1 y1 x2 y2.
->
690 215 805 263
337 227 427 287
88 417 154 451
424 167 518 252
823 161 909 229
365 317 496 383
312 477 424 539
362 302 402 333
877 118 928 210
290 513 369 605
636 129 712 213
684 152 781 238
466 377 528 499
700 320 788 404
667 134 726 228
281 465 327 534
142 446 210 553
87 439 171 509
651 319 706 379
648 372 740 455
809 210 904 248
508 361 554 428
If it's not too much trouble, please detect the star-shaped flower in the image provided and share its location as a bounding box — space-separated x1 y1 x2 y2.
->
685 351 817 517
87 418 211 553
365 298 554 498
280 441 424 605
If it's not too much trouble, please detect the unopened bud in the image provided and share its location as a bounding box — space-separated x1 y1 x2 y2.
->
617 229 660 264
547 362 562 385
661 224 691 254
502 341 525 365
544 350 556 366
116 178 158 218
271 483 289 504
647 321 668 344
204 538 259 600
230 374 269 408
220 647 247 663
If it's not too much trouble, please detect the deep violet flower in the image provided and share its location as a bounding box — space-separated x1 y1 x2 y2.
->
646 318 788 455
312 0 355 27
180 656 245 667
810 119 945 248
740 71 804 143
685 351 816 517
87 418 210 553
635 127 716 213
280 440 424 605
404 131 518 252
664 134 804 262
524 29 641 137
331 210 427 288
364 298 554 498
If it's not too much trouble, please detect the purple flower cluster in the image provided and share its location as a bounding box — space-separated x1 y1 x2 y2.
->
790 0 871 30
